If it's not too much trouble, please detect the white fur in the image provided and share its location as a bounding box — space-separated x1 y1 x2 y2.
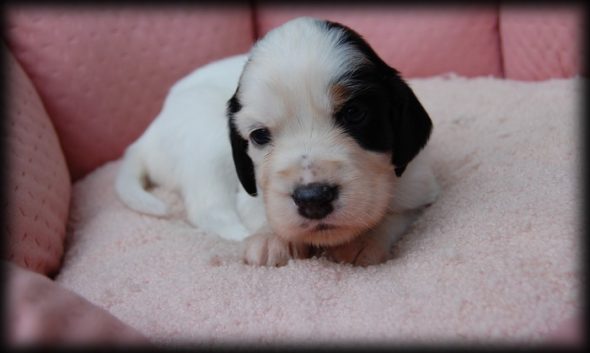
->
116 17 439 266
116 54 252 240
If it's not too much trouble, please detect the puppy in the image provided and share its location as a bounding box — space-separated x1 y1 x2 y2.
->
116 17 439 266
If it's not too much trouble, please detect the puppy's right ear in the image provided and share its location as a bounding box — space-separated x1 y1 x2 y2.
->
228 94 258 196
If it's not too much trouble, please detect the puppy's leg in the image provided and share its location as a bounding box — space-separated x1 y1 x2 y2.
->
185 193 250 241
243 225 310 267
325 210 417 266
183 169 251 241
116 143 169 216
389 150 440 211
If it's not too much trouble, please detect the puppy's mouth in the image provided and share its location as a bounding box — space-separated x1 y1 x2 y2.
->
299 221 338 232
314 223 337 232
293 219 361 247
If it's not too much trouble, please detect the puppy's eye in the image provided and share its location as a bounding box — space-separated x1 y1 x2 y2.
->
341 103 367 125
249 128 272 146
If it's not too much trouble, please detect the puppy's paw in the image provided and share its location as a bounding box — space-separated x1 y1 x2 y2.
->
325 237 389 267
243 232 309 267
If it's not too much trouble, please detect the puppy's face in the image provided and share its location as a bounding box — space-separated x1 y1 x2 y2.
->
228 17 432 247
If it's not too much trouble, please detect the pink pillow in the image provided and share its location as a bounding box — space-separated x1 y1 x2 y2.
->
500 6 582 80
6 7 254 180
4 49 70 276
5 262 149 345
546 317 582 346
256 5 502 79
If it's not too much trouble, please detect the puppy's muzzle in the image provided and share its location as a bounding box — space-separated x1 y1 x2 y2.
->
292 183 339 220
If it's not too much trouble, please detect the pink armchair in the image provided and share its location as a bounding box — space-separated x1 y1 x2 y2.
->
3 4 582 346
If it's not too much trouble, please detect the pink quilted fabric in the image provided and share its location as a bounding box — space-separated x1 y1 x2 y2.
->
500 6 582 80
5 6 254 180
4 49 71 276
255 4 502 78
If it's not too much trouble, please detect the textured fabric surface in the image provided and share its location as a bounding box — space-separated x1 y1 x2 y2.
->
500 6 582 81
3 49 71 276
56 76 581 346
255 4 502 79
4 261 149 346
5 6 254 180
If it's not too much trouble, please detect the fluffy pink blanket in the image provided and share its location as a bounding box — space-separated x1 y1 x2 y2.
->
54 76 581 346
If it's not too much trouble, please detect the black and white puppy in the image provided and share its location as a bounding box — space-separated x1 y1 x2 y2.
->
116 17 439 266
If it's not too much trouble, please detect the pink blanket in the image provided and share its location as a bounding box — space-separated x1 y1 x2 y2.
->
52 76 581 346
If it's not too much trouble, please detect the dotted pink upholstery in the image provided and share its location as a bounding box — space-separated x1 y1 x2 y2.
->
500 6 582 81
5 6 254 180
255 4 503 79
4 49 71 276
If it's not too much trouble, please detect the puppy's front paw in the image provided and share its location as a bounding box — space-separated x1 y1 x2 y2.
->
243 232 309 267
325 237 389 267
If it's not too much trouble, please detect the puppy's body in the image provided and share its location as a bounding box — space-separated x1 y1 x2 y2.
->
116 17 439 266
116 54 256 240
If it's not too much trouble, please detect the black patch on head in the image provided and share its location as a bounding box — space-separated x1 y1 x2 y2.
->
323 20 433 177
227 91 257 196
227 92 242 115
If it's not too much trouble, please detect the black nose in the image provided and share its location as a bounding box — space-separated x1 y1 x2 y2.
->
292 183 339 219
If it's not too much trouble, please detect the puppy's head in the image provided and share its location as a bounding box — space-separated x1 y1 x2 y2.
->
228 17 432 246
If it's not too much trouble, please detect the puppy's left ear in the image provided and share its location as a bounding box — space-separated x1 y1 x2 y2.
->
389 77 433 177
228 94 258 196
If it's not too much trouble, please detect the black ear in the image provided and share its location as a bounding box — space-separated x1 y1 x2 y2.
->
320 20 432 178
227 94 257 196
390 78 433 177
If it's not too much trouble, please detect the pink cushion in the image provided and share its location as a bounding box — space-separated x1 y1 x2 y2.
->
4 49 71 276
256 5 502 78
5 262 149 345
500 7 582 80
6 7 254 180
546 317 582 346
